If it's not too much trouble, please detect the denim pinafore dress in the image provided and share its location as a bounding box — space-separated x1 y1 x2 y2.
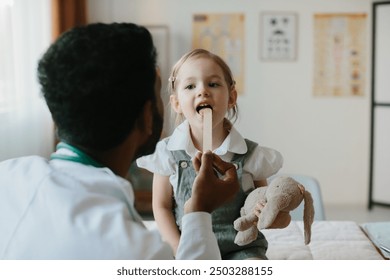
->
170 139 268 260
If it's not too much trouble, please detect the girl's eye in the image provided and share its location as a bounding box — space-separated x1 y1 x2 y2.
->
185 84 195 90
209 82 220 87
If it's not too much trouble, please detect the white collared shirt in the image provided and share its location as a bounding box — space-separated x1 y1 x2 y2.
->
0 152 220 259
137 120 283 193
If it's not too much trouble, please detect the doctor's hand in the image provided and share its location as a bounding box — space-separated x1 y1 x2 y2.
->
184 151 239 214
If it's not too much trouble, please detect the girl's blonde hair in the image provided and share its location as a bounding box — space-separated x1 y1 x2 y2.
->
168 49 238 125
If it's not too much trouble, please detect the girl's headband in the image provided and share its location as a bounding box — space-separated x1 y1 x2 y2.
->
168 76 176 89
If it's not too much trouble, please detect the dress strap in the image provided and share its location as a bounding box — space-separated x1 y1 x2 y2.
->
231 138 258 164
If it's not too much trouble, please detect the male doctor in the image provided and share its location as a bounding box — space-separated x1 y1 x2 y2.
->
0 23 239 259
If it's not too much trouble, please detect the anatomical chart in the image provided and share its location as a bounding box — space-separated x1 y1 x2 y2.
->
313 13 367 97
192 13 245 94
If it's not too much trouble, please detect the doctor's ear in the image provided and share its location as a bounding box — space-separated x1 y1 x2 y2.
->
136 100 153 135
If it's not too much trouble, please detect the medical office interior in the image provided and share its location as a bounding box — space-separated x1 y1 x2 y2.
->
1 0 390 226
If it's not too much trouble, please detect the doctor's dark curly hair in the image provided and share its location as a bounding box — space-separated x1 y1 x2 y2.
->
38 23 157 150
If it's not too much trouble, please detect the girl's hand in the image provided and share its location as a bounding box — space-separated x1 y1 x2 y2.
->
253 200 266 217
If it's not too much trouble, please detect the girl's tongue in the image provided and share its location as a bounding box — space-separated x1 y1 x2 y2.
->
196 104 212 114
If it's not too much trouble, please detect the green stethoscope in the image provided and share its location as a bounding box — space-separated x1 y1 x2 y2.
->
50 142 104 168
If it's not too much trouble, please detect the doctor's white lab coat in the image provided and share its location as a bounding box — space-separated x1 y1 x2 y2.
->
0 155 220 259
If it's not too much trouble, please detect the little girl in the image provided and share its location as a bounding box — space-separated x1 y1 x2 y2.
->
137 49 283 259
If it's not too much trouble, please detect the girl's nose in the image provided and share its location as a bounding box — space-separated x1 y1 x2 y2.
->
197 85 210 97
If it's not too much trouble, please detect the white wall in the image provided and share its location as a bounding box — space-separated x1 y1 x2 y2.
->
87 0 376 207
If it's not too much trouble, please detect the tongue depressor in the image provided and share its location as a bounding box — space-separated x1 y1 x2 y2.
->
202 108 212 152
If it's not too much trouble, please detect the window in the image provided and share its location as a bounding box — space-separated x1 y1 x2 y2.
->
0 0 54 161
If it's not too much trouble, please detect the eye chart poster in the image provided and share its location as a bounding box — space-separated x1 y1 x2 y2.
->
260 12 298 61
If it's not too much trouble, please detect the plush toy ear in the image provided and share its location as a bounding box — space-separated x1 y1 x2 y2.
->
302 190 315 244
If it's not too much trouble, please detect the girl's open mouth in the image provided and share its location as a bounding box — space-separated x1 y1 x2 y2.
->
196 104 212 114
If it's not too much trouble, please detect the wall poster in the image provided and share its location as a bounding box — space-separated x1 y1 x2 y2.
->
313 13 367 97
192 13 245 94
260 12 298 61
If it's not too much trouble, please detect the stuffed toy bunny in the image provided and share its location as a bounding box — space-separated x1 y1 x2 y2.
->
233 176 314 246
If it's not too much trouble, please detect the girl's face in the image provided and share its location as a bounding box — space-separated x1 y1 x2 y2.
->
170 56 236 133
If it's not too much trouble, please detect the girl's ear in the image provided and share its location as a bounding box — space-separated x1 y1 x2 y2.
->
228 86 238 109
170 94 182 114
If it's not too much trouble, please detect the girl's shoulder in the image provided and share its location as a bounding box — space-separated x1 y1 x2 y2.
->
135 137 176 176
243 141 284 178
241 137 280 158
251 144 283 162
